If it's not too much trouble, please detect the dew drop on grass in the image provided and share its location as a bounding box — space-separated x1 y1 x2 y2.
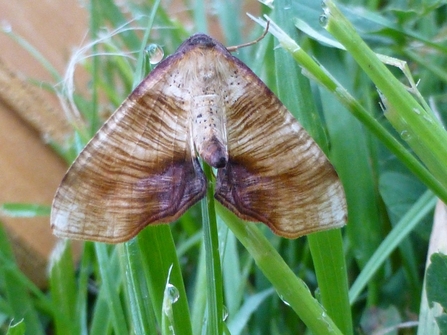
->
165 283 180 304
145 44 164 65
222 305 229 321
279 294 291 306
400 130 412 141
319 14 328 27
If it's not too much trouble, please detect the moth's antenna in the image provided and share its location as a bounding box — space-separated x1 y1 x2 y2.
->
227 21 270 52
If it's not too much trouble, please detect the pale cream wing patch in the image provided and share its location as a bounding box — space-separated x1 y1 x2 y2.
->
215 56 347 238
51 60 206 243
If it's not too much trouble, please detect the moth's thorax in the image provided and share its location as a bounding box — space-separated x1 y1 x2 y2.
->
179 49 229 169
191 93 228 168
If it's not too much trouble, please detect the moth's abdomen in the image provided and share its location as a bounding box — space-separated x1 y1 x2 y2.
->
191 94 228 168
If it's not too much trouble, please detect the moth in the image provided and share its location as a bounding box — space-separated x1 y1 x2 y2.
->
51 33 347 243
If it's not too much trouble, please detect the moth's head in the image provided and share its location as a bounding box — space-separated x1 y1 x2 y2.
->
177 33 230 55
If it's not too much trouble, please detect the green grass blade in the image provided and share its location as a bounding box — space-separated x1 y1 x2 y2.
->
132 0 162 86
217 206 342 335
94 244 129 334
190 244 207 335
137 226 193 335
202 163 224 334
227 288 274 335
221 229 243 319
308 230 352 334
120 242 157 335
350 191 437 303
48 241 79 335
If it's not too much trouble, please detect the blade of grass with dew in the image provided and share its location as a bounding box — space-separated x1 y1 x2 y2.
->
137 225 193 335
202 163 224 335
350 190 437 303
272 2 352 333
132 0 162 86
161 265 174 335
323 0 447 188
216 206 343 335
48 241 79 335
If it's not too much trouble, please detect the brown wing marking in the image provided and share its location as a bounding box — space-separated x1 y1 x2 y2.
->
51 60 206 243
215 57 347 238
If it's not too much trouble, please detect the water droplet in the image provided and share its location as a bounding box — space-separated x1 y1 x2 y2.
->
321 1 327 9
165 284 179 303
222 305 229 321
279 294 291 306
145 44 164 65
413 108 421 115
400 130 412 141
319 14 328 27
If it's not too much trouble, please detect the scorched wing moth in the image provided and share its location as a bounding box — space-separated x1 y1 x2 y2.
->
51 33 347 243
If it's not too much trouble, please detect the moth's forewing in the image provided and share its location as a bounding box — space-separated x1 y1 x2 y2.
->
51 51 206 243
212 51 347 238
